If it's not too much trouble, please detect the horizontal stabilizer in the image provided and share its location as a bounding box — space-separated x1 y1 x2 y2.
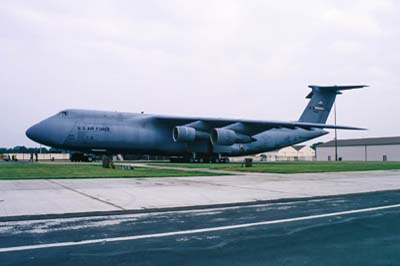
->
306 85 368 98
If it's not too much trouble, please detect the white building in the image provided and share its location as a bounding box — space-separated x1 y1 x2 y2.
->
316 136 400 161
229 145 315 162
296 145 317 161
2 153 70 161
261 146 299 161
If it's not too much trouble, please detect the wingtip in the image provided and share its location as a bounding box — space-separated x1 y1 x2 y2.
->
351 126 368 131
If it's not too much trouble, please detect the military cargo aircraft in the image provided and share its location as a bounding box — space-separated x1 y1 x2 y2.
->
26 85 366 162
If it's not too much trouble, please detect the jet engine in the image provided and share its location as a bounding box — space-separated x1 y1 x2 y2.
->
211 128 252 146
173 126 209 143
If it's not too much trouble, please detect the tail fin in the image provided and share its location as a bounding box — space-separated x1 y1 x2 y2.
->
298 85 367 124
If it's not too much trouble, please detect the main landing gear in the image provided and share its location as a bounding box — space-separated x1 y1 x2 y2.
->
169 155 230 164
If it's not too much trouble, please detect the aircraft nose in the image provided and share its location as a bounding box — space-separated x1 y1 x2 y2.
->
26 124 42 143
26 118 67 147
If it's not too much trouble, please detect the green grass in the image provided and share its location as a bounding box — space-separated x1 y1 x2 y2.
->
3 161 398 180
0 163 224 180
150 161 400 174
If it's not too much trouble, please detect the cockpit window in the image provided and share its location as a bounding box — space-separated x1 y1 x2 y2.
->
58 111 68 117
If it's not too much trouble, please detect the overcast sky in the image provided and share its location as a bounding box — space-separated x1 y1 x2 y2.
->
1 0 399 147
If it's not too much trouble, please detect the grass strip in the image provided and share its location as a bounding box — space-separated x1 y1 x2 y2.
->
0 163 225 180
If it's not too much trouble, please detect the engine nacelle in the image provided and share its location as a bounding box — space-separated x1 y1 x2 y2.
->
173 126 196 142
173 126 209 143
211 128 252 146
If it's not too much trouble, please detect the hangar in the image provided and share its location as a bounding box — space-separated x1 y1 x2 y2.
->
316 136 400 162
229 145 316 162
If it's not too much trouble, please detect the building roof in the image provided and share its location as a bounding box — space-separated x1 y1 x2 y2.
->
293 145 305 151
318 136 400 147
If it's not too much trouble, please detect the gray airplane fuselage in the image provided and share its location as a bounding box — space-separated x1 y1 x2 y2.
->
26 110 327 157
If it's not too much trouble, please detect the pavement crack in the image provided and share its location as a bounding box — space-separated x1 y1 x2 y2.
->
46 180 125 211
173 178 309 195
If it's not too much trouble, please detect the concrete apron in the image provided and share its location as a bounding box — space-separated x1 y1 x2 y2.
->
1 170 400 220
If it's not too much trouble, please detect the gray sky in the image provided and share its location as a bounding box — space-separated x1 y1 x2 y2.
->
1 0 399 147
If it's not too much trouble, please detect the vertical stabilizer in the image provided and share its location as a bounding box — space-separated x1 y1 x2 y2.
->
299 85 367 124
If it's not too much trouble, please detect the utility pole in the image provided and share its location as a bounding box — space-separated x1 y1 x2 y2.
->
334 101 338 161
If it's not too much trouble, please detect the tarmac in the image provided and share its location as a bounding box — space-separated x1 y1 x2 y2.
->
2 191 400 265
1 169 400 219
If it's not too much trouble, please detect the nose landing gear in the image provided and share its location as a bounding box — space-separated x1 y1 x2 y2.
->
102 155 115 169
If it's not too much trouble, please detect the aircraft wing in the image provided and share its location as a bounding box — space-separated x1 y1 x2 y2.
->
154 115 365 136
